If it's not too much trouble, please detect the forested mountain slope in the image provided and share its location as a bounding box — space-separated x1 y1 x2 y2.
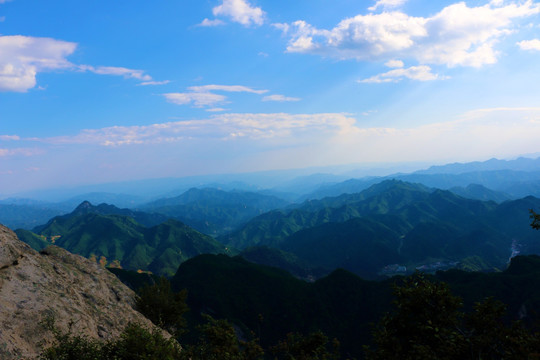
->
140 187 290 236
222 180 540 278
15 202 228 275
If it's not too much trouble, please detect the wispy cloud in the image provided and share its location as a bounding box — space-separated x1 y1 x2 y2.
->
369 0 408 12
164 92 227 107
79 65 155 82
0 35 165 92
0 148 43 157
0 135 20 141
206 107 228 112
38 113 357 146
198 18 226 27
188 84 267 94
138 80 171 86
359 65 449 83
163 84 268 108
517 38 540 51
211 0 265 27
262 94 301 102
24 108 540 167
281 1 540 68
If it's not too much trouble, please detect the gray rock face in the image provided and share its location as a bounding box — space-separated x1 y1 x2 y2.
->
0 225 156 359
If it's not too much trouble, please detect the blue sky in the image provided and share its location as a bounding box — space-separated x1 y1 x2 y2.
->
1 0 540 194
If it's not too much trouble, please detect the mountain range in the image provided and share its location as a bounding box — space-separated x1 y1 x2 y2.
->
15 201 229 276
221 180 540 279
139 187 289 236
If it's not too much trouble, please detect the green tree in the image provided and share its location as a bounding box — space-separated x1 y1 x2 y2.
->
462 297 538 359
38 317 103 360
136 277 188 336
530 209 540 230
366 272 540 360
270 331 341 360
181 314 263 360
365 272 465 360
103 322 182 360
38 318 181 360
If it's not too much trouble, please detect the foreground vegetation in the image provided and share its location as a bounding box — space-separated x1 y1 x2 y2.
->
40 265 540 359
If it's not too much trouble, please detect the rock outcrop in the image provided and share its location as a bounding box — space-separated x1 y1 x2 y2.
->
0 225 156 359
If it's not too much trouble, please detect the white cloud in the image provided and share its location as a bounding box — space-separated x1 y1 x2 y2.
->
188 84 267 94
262 94 301 102
517 38 540 50
28 108 540 170
369 0 408 12
272 22 290 34
0 148 43 157
0 36 162 92
0 35 76 92
283 1 540 68
212 0 265 27
164 92 227 107
164 84 268 108
40 113 357 146
138 80 171 86
359 65 448 83
385 59 404 68
198 18 226 27
80 65 152 81
0 135 20 141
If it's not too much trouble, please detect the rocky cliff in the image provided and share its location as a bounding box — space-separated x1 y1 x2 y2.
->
0 225 156 359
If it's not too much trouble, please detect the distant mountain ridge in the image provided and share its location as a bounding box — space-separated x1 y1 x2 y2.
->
416 157 540 175
222 180 540 279
140 187 290 236
0 203 64 230
16 201 228 275
303 169 540 201
449 183 512 203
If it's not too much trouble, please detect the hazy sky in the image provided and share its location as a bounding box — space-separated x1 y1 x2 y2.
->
1 0 540 194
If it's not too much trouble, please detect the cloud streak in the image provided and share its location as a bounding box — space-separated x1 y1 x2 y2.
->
198 18 226 27
369 0 408 12
39 113 356 146
262 94 301 102
27 108 540 163
0 147 43 157
359 65 448 83
0 35 166 92
163 84 269 108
